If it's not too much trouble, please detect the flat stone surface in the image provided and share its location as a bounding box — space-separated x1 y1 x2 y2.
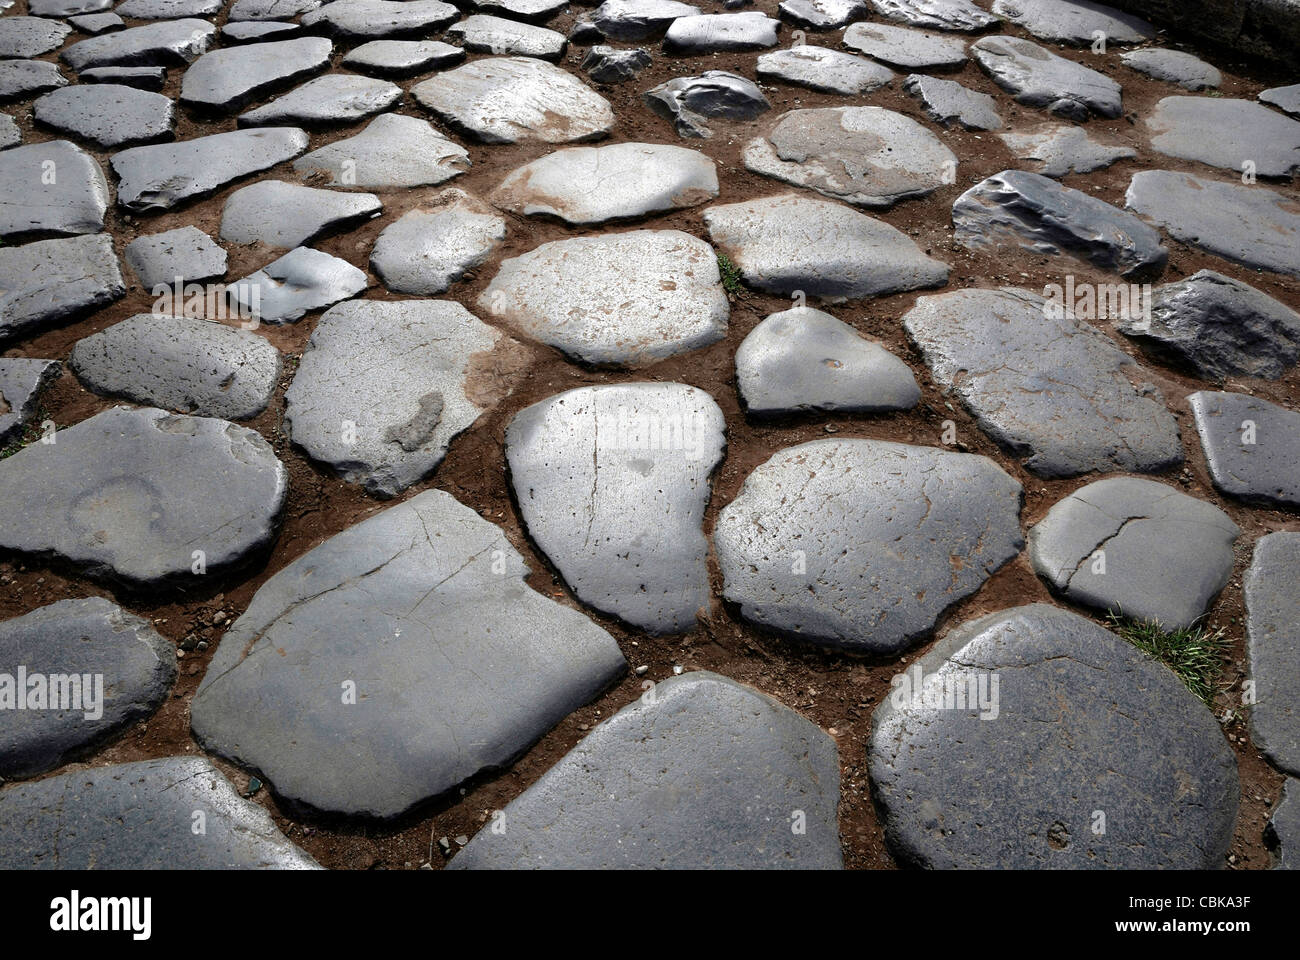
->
0 234 124 343
293 113 468 189
451 672 842 868
413 57 614 144
1245 532 1300 778
370 189 505 295
581 45 652 83
842 22 968 68
80 65 166 90
31 0 114 14
478 230 727 367
447 15 567 61
590 0 701 41
506 383 724 633
115 0 222 18
0 17 72 60
716 437 1023 653
300 0 460 39
972 34 1122 120
180 37 333 112
903 287 1183 477
238 74 402 127
228 247 368 325
34 83 174 149
342 39 465 77
0 113 17 150
222 21 302 43
219 180 382 248
0 597 175 780
1120 47 1220 90
756 45 894 95
777 0 867 30
869 604 1238 868
1261 83 1300 118
998 122 1135 176
0 140 108 241
1118 269 1300 380
1189 390 1300 509
903 73 1001 129
69 13 124 35
663 13 779 54
0 405 287 588
703 192 949 299
1126 170 1300 278
992 0 1153 45
736 306 920 414
1028 477 1238 628
229 0 321 19
0 60 68 102
191 489 625 818
869 0 998 31
643 70 769 137
0 358 60 445
61 19 215 72
953 169 1167 279
474 0 569 23
70 313 281 419
490 142 717 224
124 225 226 289
113 127 310 213
0 757 320 868
1269 779 1300 869
1146 96 1300 178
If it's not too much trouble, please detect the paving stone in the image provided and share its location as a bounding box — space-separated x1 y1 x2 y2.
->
0 17 72 60
490 142 717 224
1261 83 1300 118
1119 47 1220 90
228 0 322 19
735 306 919 415
0 140 108 241
953 169 1167 279
222 21 302 43
756 44 894 95
478 230 727 367
30 0 113 14
0 234 123 343
1028 477 1238 628
842 22 968 68
69 12 124 34
703 192 949 299
219 180 382 248
971 34 1122 120
1269 779 1300 869
869 0 998 31
0 405 287 588
716 437 1023 653
370 189 505 295
79 65 166 90
1243 533 1300 778
114 0 223 17
447 15 567 61
1145 96 1300 178
1188 390 1300 509
69 313 281 419
451 672 842 868
61 19 216 72
643 70 769 137
1126 170 1300 278
113 127 310 213
124 225 227 289
293 113 469 189
990 0 1154 45
581 45 651 83
869 603 1238 868
0 60 68 102
903 72 1001 129
474 0 569 23
1117 270 1300 381
0 113 17 150
0 358 60 446
777 0 867 30
589 0 700 41
228 247 368 325
180 36 333 113
663 12 779 53
300 0 460 39
506 383 724 633
903 287 1183 477
413 57 614 143
342 39 465 77
238 74 402 127
0 597 173 780
33 83 174 148
998 122 1135 176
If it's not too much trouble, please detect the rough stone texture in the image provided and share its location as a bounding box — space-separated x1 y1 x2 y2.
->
228 247 369 325
998 123 1136 177
0 140 108 241
0 234 124 343
228 0 321 20
735 306 920 415
0 112 17 150
342 39 465 77
0 358 60 446
191 490 626 818
1261 83 1300 117
124 225 226 289
0 17 72 60
0 405 288 588
743 106 958 208
1269 779 1300 869
953 170 1167 279
179 37 333 113
413 57 614 144
0 757 320 868
370 189 506 295
479 230 727 367
1146 96 1300 178
589 0 701 41
475 0 569 23
31 0 114 14
61 19 215 72
703 192 949 299
581 45 652 83
842 22 969 68
903 73 1001 129
756 45 894 95
1117 270 1300 381
1120 47 1221 90
506 383 725 633
972 34 1123 120
1188 390 1300 509
451 672 842 869
0 60 68 102
869 604 1239 868
991 0 1154 45
1245 532 1300 779
300 0 460 39
219 180 382 248
112 127 310 213
69 13 125 35
293 113 468 189
69 314 281 419
33 83 174 149
222 21 302 43
643 70 769 137
0 598 175 780
777 0 867 30
716 437 1023 653
903 288 1183 477
869 0 998 31
663 13 779 54
447 15 567 61
114 0 222 18
490 142 717 224
238 74 403 127
79 65 166 90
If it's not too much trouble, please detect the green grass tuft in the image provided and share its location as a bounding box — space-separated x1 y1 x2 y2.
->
1107 614 1230 707
717 252 744 297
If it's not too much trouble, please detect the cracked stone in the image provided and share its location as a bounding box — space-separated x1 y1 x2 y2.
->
1120 47 1221 90
179 36 333 113
0 234 124 343
842 22 969 69
238 74 403 127
219 180 382 248
756 44 894 95
33 83 175 149
1188 390 1300 509
61 19 216 72
370 188 506 295
447 15 567 61
1245 533 1300 779
228 246 369 325
0 358 60 446
124 225 226 289
997 122 1135 177
972 34 1122 120
1146 96 1300 178
0 140 108 241
643 70 769 138
903 72 1000 129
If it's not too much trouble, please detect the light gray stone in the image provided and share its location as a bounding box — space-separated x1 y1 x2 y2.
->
903 72 1001 129
972 34 1122 120
0 140 108 241
1146 96 1300 178
869 0 998 31
1261 83 1300 118
1189 390 1300 509
342 39 465 77
229 0 321 20
124 226 226 289
590 0 700 41
842 22 968 68
238 74 402 127
1244 533 1300 778
61 19 215 72
1269 779 1300 869
777 0 867 30
114 0 223 18
662 12 779 53
0 17 71 60
991 0 1154 45
580 44 651 83
31 0 114 14
228 247 368 325
34 83 174 148
447 15 567 61
293 113 469 190
0 113 17 151
1120 47 1221 90
0 358 60 446
179 37 333 112
756 45 894 95
998 122 1135 177
643 70 769 138
474 0 569 23
0 234 124 343
370 189 505 295
219 180 382 248
300 0 460 39
80 66 166 90
69 13 125 35
222 21 302 43
0 60 68 102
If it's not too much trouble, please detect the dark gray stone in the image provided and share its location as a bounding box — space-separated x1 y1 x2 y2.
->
179 37 333 113
1261 83 1300 118
370 189 505 295
34 83 174 148
998 123 1136 177
228 0 321 19
777 0 867 30
219 180 382 248
590 0 700 41
1269 779 1300 869
643 70 769 138
222 21 303 43
972 34 1123 120
991 0 1154 45
238 74 402 127
342 39 465 77
903 73 1001 129
869 0 998 31
756 45 894 95
663 12 779 53
1245 532 1300 779
0 17 72 59
447 15 567 61
1120 48 1221 90
293 113 469 189
1189 390 1300 509
580 44 651 83
842 22 969 68
474 0 569 23
0 140 108 241
229 247 368 325
114 0 223 18
300 0 460 39
0 60 68 102
0 358 60 446
1146 96 1300 178
80 66 166 90
124 225 227 289
0 234 124 343
61 19 215 72
68 13 124 35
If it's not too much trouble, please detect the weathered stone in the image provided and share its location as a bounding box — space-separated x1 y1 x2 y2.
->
1269 779 1300 869
61 19 215 72
643 70 769 138
0 60 68 102
1261 83 1300 118
1243 533 1300 778
590 0 700 41
228 247 368 325
991 0 1154 45
31 0 113 14
222 21 302 43
229 0 321 20
0 358 60 445
777 0 867 30
1188 390 1300 509
219 180 382 248
447 15 567 61
342 39 465 77
370 189 505 295
0 113 17 151
474 0 569 23
663 12 778 53
0 140 108 241
238 74 402 127
869 0 998 31
1146 96 1300 178
114 0 222 18
1120 48 1220 90
293 113 469 189
80 66 166 90
580 44 651 83
903 73 1000 129
34 83 174 148
972 34 1122 120
842 22 968 68
180 37 333 112
756 45 893 95
0 234 124 343
0 17 71 60
124 225 226 289
68 13 124 35
300 0 459 39
998 122 1135 177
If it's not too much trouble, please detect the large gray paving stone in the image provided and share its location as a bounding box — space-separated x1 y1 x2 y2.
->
643 70 769 138
300 0 460 39
294 113 469 190
0 405 288 589
972 34 1122 120
903 73 1001 129
474 0 569 23
0 597 175 780
61 19 215 71
990 0 1154 45
124 225 227 289
229 0 322 20
31 0 114 14
1269 779 1300 869
663 13 779 53
238 74 403 127
0 358 60 446
869 604 1238 868
903 287 1183 477
33 83 174 149
1261 83 1300 118
0 757 320 868
228 246 368 324
342 39 465 77
79 65 167 90
756 44 894 95
1146 96 1300 178
589 0 701 41
114 0 223 18
370 189 505 295
778 0 867 30
191 489 626 819
179 36 333 113
0 60 68 102
1245 532 1300 779
0 234 124 343
221 20 303 43
447 15 567 61
0 140 108 241
219 180 382 248
450 672 842 869
869 0 998 31
1188 390 1300 509
842 22 968 68
70 13 126 35
716 437 1023 653
0 17 72 59
1120 48 1221 90
0 113 17 151
506 383 725 633
998 122 1135 177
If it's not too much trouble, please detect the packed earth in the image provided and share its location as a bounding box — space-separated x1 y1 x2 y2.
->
0 0 1298 870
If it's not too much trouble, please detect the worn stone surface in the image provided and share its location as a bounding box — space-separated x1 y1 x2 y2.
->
238 74 402 127
293 113 468 189
0 60 68 102
115 0 222 18
1269 779 1300 869
716 437 1023 653
370 189 506 295
1120 48 1221 90
842 22 969 68
869 0 998 31
228 247 369 325
972 34 1123 120
179 37 333 112
998 122 1136 177
229 0 321 19
475 0 569 23
342 39 464 77
0 112 17 151
991 0 1154 45
79 65 166 90
1146 96 1300 178
61 19 215 72
756 45 893 95
663 13 779 54
69 13 124 35
1188 390 1300 509
581 45 651 83
0 140 108 241
222 21 302 43
869 604 1239 868
1261 83 1300 118
300 0 460 39
33 83 174 149
1245 532 1300 779
0 358 60 445
31 0 114 14
0 17 72 60
777 0 867 30
0 234 124 343
589 0 701 41
903 73 1001 129
643 70 769 137
447 15 567 61
219 180 382 248
124 225 226 289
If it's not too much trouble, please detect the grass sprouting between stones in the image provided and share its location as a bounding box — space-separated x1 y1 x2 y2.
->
717 252 744 297
1107 613 1231 707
